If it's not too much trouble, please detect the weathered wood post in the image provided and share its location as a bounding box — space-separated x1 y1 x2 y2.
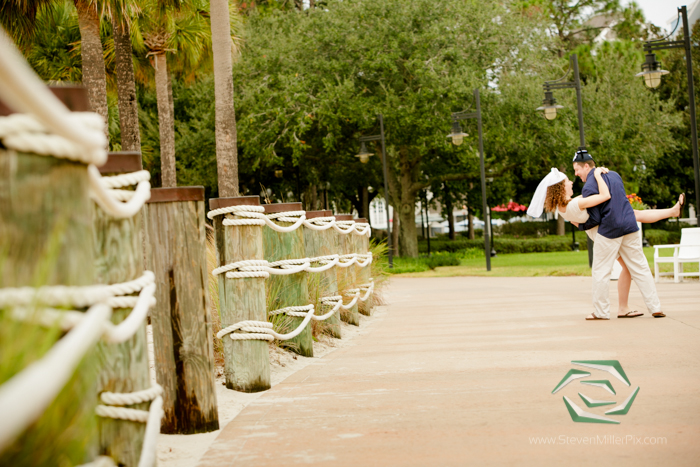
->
354 218 373 316
263 203 314 357
304 210 341 338
143 187 219 433
93 152 151 464
335 214 360 326
210 196 271 393
0 89 100 465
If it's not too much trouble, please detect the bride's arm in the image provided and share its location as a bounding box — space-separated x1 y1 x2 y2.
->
578 167 611 209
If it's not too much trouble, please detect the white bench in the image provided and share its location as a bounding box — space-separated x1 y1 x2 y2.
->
654 227 700 283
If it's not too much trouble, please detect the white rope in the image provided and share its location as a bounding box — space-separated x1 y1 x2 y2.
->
138 395 164 467
346 280 374 302
94 377 163 467
102 283 156 344
212 260 271 278
353 222 372 236
0 284 112 308
100 384 163 406
0 29 106 162
106 271 155 297
208 206 371 236
213 256 342 279
89 165 151 219
217 294 349 342
333 220 356 234
302 217 336 231
268 304 315 317
0 303 111 452
4 271 156 344
99 170 151 189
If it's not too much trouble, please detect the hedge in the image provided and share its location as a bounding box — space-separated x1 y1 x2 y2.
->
643 229 681 246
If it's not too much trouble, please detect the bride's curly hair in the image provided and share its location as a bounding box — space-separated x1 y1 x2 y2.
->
544 180 570 213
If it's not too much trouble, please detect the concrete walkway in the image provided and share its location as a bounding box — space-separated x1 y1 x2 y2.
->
198 277 700 466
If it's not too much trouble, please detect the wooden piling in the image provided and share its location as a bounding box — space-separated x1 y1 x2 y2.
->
143 187 219 433
0 88 100 465
210 196 270 393
263 203 314 357
93 152 151 464
304 210 341 338
354 218 373 316
335 214 360 326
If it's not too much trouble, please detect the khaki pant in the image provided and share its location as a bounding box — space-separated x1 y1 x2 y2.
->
591 232 661 319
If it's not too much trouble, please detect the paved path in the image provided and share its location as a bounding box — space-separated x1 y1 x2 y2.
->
199 277 700 466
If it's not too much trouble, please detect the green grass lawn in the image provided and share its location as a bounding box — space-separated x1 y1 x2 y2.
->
394 248 699 278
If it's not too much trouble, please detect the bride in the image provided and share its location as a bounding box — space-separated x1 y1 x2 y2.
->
528 167 684 318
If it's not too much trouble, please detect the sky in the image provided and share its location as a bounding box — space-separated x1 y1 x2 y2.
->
630 0 694 30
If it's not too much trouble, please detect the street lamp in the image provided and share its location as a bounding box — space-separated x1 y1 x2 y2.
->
446 120 469 146
536 90 564 121
635 5 700 226
538 53 593 266
356 141 374 164
449 88 491 271
537 53 587 151
357 114 393 268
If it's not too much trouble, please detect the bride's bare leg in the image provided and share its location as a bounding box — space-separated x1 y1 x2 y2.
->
634 194 683 222
617 257 632 316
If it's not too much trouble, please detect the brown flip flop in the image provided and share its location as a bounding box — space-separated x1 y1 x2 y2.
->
586 314 609 320
618 311 643 318
652 312 666 318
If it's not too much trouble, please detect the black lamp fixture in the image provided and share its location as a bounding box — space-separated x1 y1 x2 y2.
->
447 120 469 146
636 52 670 89
356 141 374 164
636 5 700 226
536 90 564 121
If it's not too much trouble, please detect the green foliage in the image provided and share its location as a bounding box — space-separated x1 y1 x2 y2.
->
644 229 681 246
426 254 460 269
497 220 558 237
420 234 591 254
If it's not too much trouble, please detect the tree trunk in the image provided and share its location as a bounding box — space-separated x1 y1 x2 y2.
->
557 212 566 235
360 186 369 219
112 17 141 152
74 0 109 140
210 0 239 197
153 53 176 187
444 189 455 241
468 210 475 240
391 207 400 257
398 193 418 257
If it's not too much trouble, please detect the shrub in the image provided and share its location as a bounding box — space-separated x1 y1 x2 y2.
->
419 235 590 254
497 220 557 237
427 254 460 269
644 229 680 246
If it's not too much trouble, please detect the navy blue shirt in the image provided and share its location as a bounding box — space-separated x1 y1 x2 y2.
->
578 168 638 239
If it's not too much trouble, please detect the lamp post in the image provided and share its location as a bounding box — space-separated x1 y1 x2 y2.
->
356 114 393 268
537 53 593 266
635 5 700 226
447 88 491 271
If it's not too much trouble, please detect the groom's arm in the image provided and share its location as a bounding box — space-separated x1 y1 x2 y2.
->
577 177 602 231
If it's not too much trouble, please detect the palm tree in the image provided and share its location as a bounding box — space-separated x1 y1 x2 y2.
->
73 0 109 137
1 0 109 138
108 0 142 152
139 0 210 187
210 0 239 196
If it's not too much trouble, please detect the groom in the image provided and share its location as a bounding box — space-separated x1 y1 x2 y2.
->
572 149 665 320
